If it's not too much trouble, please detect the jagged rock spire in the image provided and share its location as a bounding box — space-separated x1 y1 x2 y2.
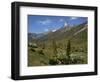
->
64 21 68 27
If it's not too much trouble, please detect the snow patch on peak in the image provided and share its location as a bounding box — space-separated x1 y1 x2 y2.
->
52 29 57 32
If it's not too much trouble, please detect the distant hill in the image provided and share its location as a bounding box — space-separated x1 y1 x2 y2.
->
28 33 45 42
28 33 37 42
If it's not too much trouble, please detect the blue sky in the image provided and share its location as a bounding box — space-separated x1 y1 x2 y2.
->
28 15 87 34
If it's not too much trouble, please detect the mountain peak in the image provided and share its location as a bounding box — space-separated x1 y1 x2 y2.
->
64 21 68 27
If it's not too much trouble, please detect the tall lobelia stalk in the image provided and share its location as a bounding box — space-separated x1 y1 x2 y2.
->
66 40 71 64
52 39 57 58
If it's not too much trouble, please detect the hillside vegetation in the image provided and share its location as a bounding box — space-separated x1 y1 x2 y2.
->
28 22 88 66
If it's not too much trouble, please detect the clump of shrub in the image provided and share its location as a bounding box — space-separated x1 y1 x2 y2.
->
30 48 36 52
49 57 85 65
49 59 58 65
28 43 38 48
37 50 44 55
49 57 70 65
70 57 84 64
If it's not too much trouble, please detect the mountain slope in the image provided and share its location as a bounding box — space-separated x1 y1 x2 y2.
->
36 22 87 43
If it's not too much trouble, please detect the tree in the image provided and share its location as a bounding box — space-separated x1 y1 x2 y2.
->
66 40 71 64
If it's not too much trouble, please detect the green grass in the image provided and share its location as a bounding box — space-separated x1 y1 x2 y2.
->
28 50 49 66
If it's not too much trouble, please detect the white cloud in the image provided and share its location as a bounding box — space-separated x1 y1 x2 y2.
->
38 19 51 25
70 17 78 20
